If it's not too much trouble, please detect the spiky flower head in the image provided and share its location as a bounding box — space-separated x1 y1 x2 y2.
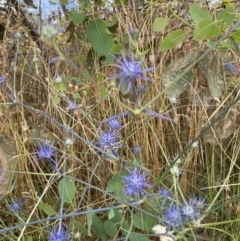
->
113 53 154 94
189 197 206 212
181 203 200 220
108 118 121 130
67 101 78 110
37 142 54 159
10 199 24 213
164 205 185 228
122 168 152 197
49 228 66 241
98 130 119 148
159 188 171 199
37 142 58 172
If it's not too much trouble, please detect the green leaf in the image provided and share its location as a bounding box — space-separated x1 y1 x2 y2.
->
110 210 130 235
38 202 56 216
103 220 118 237
87 207 93 236
106 170 128 192
232 29 240 44
158 30 187 51
69 12 85 25
108 209 115 219
133 214 157 232
86 19 114 64
217 8 235 31
189 4 212 24
58 178 76 203
74 221 88 235
105 16 118 27
111 44 124 54
92 214 107 241
193 19 220 41
129 232 151 241
53 81 67 92
152 17 169 32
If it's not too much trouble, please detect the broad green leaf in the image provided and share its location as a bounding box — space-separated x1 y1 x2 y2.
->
129 232 151 241
193 19 220 41
105 16 118 27
74 221 88 235
232 29 240 44
58 178 76 203
92 214 107 241
158 30 187 51
108 209 115 219
69 12 85 25
87 207 93 236
217 8 235 31
153 17 169 32
53 81 67 92
26 236 33 241
38 202 55 216
86 19 114 64
110 210 130 235
133 213 157 232
189 4 212 24
103 220 118 237
111 44 124 54
106 170 128 192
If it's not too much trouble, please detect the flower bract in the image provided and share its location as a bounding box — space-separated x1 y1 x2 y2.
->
49 228 66 241
164 205 185 228
122 168 152 197
10 199 24 212
113 53 154 94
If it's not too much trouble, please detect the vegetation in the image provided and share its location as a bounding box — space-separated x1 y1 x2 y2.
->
0 0 240 240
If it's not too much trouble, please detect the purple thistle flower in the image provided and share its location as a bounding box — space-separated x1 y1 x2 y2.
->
122 168 152 197
10 199 24 213
37 142 59 172
112 53 154 94
49 228 66 241
189 197 206 212
159 188 171 198
98 130 119 148
181 203 200 220
67 101 78 110
164 205 185 228
108 118 121 130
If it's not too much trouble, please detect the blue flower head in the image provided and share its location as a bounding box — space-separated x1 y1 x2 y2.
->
122 168 152 197
98 130 119 148
108 118 121 130
37 142 58 172
113 53 154 94
189 197 206 212
159 188 171 199
49 227 66 241
164 205 186 228
10 199 24 213
181 203 200 220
